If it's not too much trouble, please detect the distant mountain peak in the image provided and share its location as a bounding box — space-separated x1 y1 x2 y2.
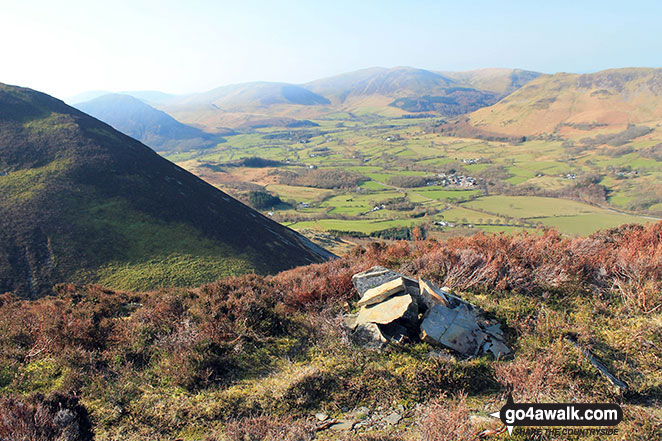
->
76 93 221 152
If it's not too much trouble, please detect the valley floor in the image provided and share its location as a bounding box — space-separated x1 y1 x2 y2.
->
166 114 662 253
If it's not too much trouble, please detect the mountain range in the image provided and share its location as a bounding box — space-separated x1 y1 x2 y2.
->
83 67 541 132
69 66 662 141
0 83 333 298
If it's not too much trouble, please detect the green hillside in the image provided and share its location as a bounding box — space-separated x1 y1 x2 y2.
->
0 83 333 298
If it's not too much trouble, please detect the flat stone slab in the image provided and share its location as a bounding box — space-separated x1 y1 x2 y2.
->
358 277 405 307
421 304 485 355
343 313 359 331
352 266 416 298
357 293 413 325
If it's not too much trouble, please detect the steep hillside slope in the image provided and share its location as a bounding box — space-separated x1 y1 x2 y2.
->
467 67 662 137
0 83 333 298
76 94 220 152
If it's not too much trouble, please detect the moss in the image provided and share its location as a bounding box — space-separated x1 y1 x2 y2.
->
0 158 72 206
15 358 68 395
66 197 260 291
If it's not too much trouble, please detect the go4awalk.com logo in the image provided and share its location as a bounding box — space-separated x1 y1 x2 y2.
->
488 395 623 436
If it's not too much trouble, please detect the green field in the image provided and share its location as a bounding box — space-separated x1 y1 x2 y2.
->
287 217 428 234
535 213 657 236
464 196 602 218
167 115 662 240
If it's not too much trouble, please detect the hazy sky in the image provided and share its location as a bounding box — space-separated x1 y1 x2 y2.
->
2 0 660 99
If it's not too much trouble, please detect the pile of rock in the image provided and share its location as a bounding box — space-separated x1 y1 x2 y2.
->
344 266 511 358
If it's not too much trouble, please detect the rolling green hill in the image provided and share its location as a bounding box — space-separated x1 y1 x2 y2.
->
76 93 222 152
0 83 334 298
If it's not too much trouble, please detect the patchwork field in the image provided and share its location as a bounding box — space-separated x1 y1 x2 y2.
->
167 114 661 245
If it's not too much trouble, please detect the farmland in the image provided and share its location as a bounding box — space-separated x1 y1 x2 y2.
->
166 114 661 248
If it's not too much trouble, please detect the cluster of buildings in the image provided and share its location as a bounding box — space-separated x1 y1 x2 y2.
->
430 173 479 188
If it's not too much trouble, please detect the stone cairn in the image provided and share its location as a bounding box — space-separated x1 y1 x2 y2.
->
344 266 511 357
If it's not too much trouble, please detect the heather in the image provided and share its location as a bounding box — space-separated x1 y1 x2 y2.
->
0 223 660 440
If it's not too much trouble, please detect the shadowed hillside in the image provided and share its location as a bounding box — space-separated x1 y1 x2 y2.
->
0 83 334 298
76 94 222 152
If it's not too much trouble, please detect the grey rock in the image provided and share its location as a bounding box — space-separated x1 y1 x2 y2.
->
419 278 451 308
352 266 416 298
349 267 512 357
484 323 505 339
421 304 486 355
354 406 371 419
351 323 387 350
483 338 512 358
330 419 355 431
315 412 329 421
384 412 402 425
